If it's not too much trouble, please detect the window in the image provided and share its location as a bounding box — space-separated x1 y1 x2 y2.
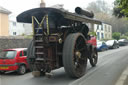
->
13 22 16 26
97 32 100 40
13 32 16 35
109 26 111 32
97 25 99 30
101 33 104 39
20 51 23 57
101 25 103 30
105 25 107 31
105 34 107 38
23 50 27 56
23 24 25 27
109 34 111 38
102 42 105 45
1 51 16 59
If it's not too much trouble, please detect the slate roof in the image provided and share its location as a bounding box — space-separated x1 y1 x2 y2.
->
0 6 11 14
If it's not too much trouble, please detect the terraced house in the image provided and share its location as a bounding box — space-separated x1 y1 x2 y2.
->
94 22 112 40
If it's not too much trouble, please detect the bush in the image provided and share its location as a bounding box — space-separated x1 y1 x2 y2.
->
112 32 121 40
120 35 128 39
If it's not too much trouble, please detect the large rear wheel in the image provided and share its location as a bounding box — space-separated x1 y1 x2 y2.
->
63 33 87 78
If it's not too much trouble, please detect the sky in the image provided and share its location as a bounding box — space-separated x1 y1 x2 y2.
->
0 0 115 21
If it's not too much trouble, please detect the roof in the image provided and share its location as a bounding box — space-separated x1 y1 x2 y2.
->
0 6 11 14
17 7 102 25
4 48 27 51
101 21 112 25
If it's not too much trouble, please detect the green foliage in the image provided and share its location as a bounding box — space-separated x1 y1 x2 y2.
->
88 32 96 36
124 32 128 36
21 33 33 39
113 0 128 18
120 35 128 39
24 35 33 39
101 38 111 41
21 33 25 36
112 32 121 40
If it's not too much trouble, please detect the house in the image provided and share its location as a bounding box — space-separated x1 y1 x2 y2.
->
9 21 32 36
94 22 112 40
0 6 11 36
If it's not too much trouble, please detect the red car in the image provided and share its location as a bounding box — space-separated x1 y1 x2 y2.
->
0 48 29 75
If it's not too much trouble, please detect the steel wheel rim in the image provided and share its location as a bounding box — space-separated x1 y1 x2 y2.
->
73 36 87 74
92 51 98 64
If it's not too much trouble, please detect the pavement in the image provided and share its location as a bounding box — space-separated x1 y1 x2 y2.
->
115 66 128 85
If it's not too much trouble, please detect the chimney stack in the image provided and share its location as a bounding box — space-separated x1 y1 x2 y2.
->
40 0 45 8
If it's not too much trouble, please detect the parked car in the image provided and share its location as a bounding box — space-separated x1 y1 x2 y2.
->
105 40 119 49
97 41 108 51
0 48 29 75
118 39 128 46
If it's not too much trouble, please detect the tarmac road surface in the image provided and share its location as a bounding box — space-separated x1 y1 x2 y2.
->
1 46 128 85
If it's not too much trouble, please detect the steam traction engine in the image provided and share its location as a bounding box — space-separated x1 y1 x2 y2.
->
17 7 101 78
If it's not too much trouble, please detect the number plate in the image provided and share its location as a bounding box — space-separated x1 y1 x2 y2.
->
0 67 8 69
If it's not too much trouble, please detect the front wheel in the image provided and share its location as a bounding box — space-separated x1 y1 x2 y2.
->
63 33 87 78
89 47 98 67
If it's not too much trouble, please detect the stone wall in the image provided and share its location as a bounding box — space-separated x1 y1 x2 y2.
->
0 36 32 56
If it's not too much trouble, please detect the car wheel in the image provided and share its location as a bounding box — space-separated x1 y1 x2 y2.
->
18 65 26 75
0 71 5 74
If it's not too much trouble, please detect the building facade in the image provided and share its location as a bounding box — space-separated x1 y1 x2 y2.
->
94 23 112 40
103 23 112 39
0 6 11 36
9 21 32 36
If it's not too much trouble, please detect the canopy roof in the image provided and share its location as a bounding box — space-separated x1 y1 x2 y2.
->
17 8 101 25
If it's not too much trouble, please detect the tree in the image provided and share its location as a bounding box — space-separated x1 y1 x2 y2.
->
86 0 111 14
86 0 128 34
125 32 128 36
112 32 121 40
113 0 128 18
86 0 128 35
109 17 128 34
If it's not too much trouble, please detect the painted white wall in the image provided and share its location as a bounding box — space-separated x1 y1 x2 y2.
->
94 23 112 40
103 23 112 39
9 21 32 36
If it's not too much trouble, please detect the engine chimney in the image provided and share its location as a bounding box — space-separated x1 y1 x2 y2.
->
40 0 45 8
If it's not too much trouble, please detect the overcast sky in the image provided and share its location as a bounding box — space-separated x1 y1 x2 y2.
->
0 0 115 21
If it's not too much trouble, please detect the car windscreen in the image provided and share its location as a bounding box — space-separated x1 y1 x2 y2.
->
106 40 114 45
0 51 17 59
97 42 102 45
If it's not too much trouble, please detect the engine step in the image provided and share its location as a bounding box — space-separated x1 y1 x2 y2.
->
35 46 44 49
35 40 43 42
35 34 43 36
35 52 44 55
36 58 44 61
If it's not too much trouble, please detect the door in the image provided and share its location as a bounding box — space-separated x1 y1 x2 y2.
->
17 51 27 65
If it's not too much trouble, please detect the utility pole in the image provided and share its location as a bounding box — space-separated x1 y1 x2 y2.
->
40 0 45 8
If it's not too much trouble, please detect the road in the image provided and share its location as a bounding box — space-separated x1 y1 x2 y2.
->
1 46 128 85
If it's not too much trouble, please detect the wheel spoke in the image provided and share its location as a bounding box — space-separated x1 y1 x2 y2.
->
63 34 87 78
79 46 86 52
